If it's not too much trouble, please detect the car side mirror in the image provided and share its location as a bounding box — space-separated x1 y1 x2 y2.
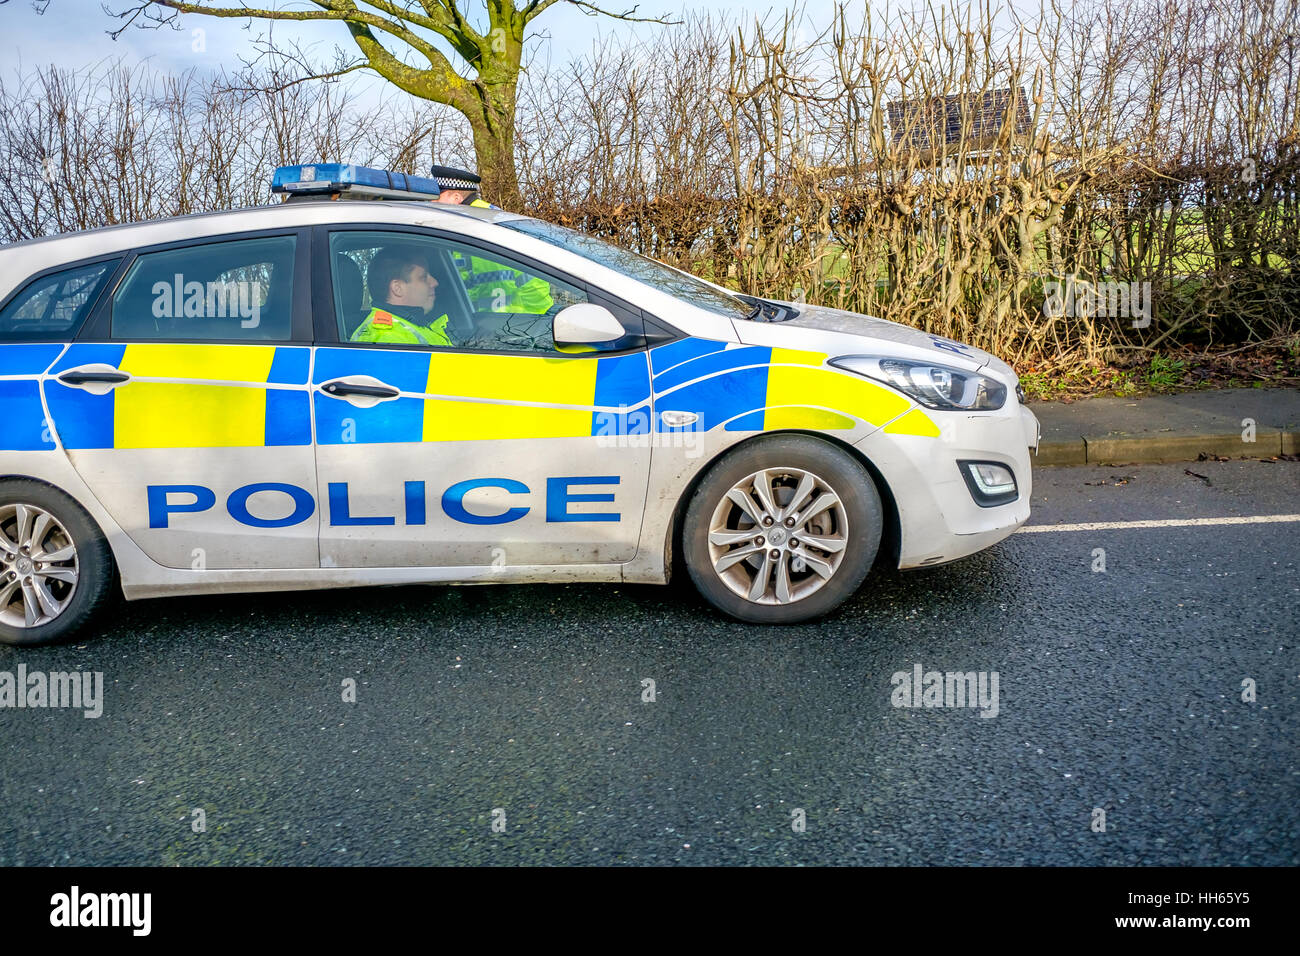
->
552 303 625 347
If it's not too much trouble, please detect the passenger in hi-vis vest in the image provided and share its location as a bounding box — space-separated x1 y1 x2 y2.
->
429 164 554 316
351 248 454 347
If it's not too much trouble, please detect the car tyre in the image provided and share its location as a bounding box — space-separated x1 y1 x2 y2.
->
682 434 883 624
0 479 117 647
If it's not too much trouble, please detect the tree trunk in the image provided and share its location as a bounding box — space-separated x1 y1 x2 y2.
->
468 80 522 210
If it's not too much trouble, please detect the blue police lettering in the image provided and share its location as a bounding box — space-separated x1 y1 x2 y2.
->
327 482 395 526
149 483 315 529
404 481 426 525
147 485 216 529
441 478 530 525
147 476 622 530
546 476 620 522
226 482 315 529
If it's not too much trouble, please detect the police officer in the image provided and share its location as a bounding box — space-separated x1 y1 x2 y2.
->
429 164 493 209
429 164 553 315
351 248 455 346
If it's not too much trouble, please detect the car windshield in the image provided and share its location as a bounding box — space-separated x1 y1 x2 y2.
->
500 218 755 321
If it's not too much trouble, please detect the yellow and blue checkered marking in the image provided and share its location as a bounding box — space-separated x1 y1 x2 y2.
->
0 343 64 377
313 348 429 444
650 339 937 436
2 335 940 452
2 345 62 451
39 343 311 450
649 337 729 375
312 347 653 445
0 380 55 450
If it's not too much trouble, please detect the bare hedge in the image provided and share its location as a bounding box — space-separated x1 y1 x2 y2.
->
1 0 1295 368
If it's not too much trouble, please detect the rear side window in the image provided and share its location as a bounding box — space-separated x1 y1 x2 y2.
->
0 260 116 342
111 235 296 341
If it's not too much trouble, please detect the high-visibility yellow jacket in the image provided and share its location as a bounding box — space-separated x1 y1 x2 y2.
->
460 197 555 315
350 306 453 347
459 258 555 315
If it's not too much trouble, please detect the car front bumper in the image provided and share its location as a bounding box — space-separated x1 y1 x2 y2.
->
855 402 1040 569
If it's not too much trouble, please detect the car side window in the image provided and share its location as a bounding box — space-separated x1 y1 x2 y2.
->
111 235 296 341
329 230 634 355
0 260 117 342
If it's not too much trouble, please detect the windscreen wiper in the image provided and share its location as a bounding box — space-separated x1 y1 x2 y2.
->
739 294 795 323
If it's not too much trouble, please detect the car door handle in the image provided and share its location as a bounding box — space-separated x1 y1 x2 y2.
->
59 370 130 385
56 366 131 390
320 379 400 399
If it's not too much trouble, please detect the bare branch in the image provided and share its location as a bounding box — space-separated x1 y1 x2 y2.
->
524 0 680 26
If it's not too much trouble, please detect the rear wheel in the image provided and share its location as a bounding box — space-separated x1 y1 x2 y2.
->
682 435 883 624
0 480 116 646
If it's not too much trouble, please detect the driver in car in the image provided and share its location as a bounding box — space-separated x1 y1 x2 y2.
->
350 248 455 346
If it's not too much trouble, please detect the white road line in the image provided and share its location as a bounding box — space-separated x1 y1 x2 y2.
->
1017 514 1300 533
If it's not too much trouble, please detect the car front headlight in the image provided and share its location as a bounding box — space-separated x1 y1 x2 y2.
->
828 356 1007 411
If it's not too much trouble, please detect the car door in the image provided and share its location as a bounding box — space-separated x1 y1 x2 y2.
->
311 226 654 570
41 230 319 570
1 257 122 455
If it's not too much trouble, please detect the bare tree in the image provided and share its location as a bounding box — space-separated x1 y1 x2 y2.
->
5 0 1295 373
104 0 676 208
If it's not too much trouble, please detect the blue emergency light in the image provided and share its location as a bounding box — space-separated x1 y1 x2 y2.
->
271 163 443 201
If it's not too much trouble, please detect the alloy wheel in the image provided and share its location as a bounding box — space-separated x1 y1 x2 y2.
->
706 467 849 606
0 503 79 629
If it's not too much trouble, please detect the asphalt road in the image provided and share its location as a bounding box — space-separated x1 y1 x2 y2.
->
1 459 1296 865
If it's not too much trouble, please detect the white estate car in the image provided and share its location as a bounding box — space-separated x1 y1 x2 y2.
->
0 181 1039 644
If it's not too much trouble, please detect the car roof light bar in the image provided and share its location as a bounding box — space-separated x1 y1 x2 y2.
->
271 163 443 203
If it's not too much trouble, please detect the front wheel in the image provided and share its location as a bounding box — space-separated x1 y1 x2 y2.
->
682 435 884 624
0 480 117 646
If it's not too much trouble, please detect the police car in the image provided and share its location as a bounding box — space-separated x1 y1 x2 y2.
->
0 164 1039 645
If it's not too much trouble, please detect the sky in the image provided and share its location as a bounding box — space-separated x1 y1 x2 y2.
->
2 0 878 89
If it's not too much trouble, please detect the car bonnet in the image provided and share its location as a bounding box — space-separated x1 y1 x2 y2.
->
739 301 1018 382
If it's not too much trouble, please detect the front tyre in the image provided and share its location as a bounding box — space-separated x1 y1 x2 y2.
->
682 435 883 624
0 480 117 646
